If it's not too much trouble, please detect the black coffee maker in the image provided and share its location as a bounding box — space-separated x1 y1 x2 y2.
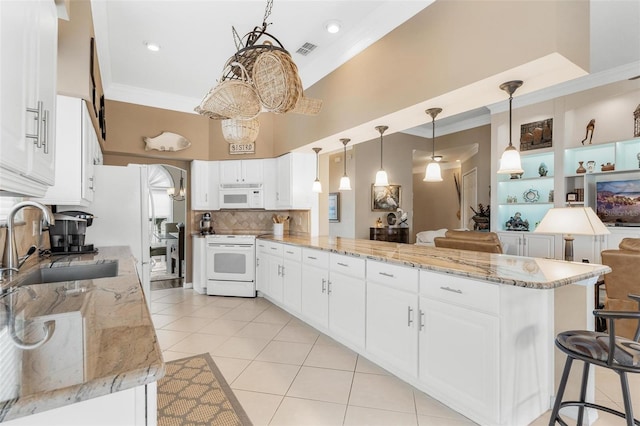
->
48 211 96 253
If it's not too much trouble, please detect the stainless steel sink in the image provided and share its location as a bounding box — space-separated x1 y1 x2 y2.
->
18 261 119 286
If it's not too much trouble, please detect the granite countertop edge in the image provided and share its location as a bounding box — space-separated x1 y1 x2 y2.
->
0 246 165 423
258 235 611 290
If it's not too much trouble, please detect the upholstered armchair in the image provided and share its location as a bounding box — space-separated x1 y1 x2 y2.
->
433 230 503 254
600 238 640 340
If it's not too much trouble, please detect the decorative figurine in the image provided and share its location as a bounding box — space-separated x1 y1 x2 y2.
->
586 160 596 173
538 162 548 177
601 162 615 172
375 217 383 228
397 208 409 227
505 212 529 231
581 119 595 145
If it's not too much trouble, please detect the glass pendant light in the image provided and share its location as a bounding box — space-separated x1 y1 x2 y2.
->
338 138 352 190
312 147 322 193
374 125 389 187
424 107 443 182
497 80 524 174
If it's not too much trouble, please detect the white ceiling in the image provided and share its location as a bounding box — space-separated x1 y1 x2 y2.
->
91 0 640 154
91 0 431 113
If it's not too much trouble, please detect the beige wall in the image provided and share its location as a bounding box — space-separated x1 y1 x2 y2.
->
413 167 461 234
272 0 589 154
328 149 356 238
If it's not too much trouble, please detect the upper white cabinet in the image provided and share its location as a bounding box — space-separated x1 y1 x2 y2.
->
219 159 263 185
190 160 219 210
275 153 315 209
36 96 100 206
0 0 58 196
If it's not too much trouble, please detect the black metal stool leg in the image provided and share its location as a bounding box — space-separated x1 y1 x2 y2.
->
550 356 574 425
577 361 590 426
619 372 635 426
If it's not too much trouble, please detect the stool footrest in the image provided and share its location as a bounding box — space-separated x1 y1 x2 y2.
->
553 401 640 425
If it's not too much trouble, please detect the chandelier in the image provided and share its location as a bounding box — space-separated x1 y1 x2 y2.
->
195 0 322 144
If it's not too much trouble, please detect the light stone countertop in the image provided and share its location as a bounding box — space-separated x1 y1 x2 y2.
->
0 246 164 423
259 235 611 289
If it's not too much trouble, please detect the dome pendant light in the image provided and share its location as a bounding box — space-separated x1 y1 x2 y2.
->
374 125 389 187
338 138 352 191
424 107 443 182
497 80 524 174
312 147 322 193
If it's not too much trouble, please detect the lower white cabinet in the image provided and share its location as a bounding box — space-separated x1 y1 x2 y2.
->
498 231 555 258
192 237 206 294
265 243 284 303
419 297 499 424
282 246 302 314
300 249 329 329
366 280 418 378
327 254 365 349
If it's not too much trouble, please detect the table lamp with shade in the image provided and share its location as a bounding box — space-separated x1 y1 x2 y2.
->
534 206 610 261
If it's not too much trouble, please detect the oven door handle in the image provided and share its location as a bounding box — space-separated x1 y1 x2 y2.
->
207 244 254 249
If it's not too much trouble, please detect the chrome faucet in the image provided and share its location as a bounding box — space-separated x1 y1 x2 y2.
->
2 201 54 278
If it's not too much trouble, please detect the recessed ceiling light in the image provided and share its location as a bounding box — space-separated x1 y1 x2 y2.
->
145 42 161 52
325 20 341 34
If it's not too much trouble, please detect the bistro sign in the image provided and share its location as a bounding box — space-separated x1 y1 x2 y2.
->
229 142 255 155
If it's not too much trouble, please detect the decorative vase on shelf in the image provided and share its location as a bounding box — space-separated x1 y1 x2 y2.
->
576 161 586 174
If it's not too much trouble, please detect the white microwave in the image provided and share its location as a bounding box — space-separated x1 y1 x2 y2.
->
219 184 264 209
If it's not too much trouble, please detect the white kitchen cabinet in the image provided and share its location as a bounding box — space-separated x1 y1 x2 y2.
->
255 240 268 294
498 231 555 258
275 153 315 209
257 241 284 302
366 280 418 378
0 0 58 197
282 246 302 314
219 159 263 184
300 248 329 329
36 96 99 206
190 160 219 210
419 297 499 424
328 254 366 349
192 237 206 294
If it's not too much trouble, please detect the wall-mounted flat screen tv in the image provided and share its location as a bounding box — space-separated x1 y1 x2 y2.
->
596 179 640 226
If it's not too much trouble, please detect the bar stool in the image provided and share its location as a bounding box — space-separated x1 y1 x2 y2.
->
550 294 640 426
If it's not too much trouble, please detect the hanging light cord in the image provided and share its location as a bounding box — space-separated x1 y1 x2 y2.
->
312 147 321 180
375 126 388 170
431 115 436 158
508 91 513 148
341 139 350 177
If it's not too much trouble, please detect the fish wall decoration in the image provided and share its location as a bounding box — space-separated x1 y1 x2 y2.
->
143 132 191 152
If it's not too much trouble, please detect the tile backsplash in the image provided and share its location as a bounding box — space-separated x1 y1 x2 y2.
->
191 210 310 235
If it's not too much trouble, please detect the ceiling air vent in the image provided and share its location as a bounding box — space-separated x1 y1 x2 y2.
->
296 42 317 56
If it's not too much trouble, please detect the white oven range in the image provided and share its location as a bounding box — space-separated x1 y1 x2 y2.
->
205 234 256 297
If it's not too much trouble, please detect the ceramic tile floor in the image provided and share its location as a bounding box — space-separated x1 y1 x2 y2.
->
151 288 640 426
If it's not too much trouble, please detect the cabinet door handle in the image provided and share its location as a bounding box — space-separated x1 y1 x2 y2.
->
42 109 49 154
256 258 260 267
286 251 294 255
321 278 326 293
26 101 43 147
271 247 278 251
205 193 208 203
89 177 94 190
440 286 463 294
277 265 282 276
337 262 349 267
327 280 332 294
419 310 425 331
407 306 414 327
379 272 395 278
307 256 317 260
281 265 285 277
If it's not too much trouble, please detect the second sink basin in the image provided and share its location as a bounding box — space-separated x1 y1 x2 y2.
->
18 261 119 286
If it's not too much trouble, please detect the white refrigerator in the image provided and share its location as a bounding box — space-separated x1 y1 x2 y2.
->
84 164 151 306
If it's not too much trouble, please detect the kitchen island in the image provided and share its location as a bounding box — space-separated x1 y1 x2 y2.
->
0 246 164 425
256 235 610 426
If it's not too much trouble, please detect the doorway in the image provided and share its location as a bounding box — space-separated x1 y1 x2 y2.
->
148 164 187 289
461 168 477 229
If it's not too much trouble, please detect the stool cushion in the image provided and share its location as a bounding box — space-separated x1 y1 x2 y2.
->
557 330 640 367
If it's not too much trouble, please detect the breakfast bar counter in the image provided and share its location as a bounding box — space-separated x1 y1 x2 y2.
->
256 235 610 425
0 246 164 424
260 234 611 289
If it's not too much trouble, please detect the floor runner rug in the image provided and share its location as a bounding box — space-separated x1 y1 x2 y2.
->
157 353 252 426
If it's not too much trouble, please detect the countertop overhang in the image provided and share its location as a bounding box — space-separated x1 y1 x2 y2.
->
258 235 611 289
0 246 164 423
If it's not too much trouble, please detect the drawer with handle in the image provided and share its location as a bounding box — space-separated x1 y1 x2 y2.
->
302 248 329 268
283 245 302 261
366 260 418 293
330 253 365 279
263 241 283 257
419 270 499 314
